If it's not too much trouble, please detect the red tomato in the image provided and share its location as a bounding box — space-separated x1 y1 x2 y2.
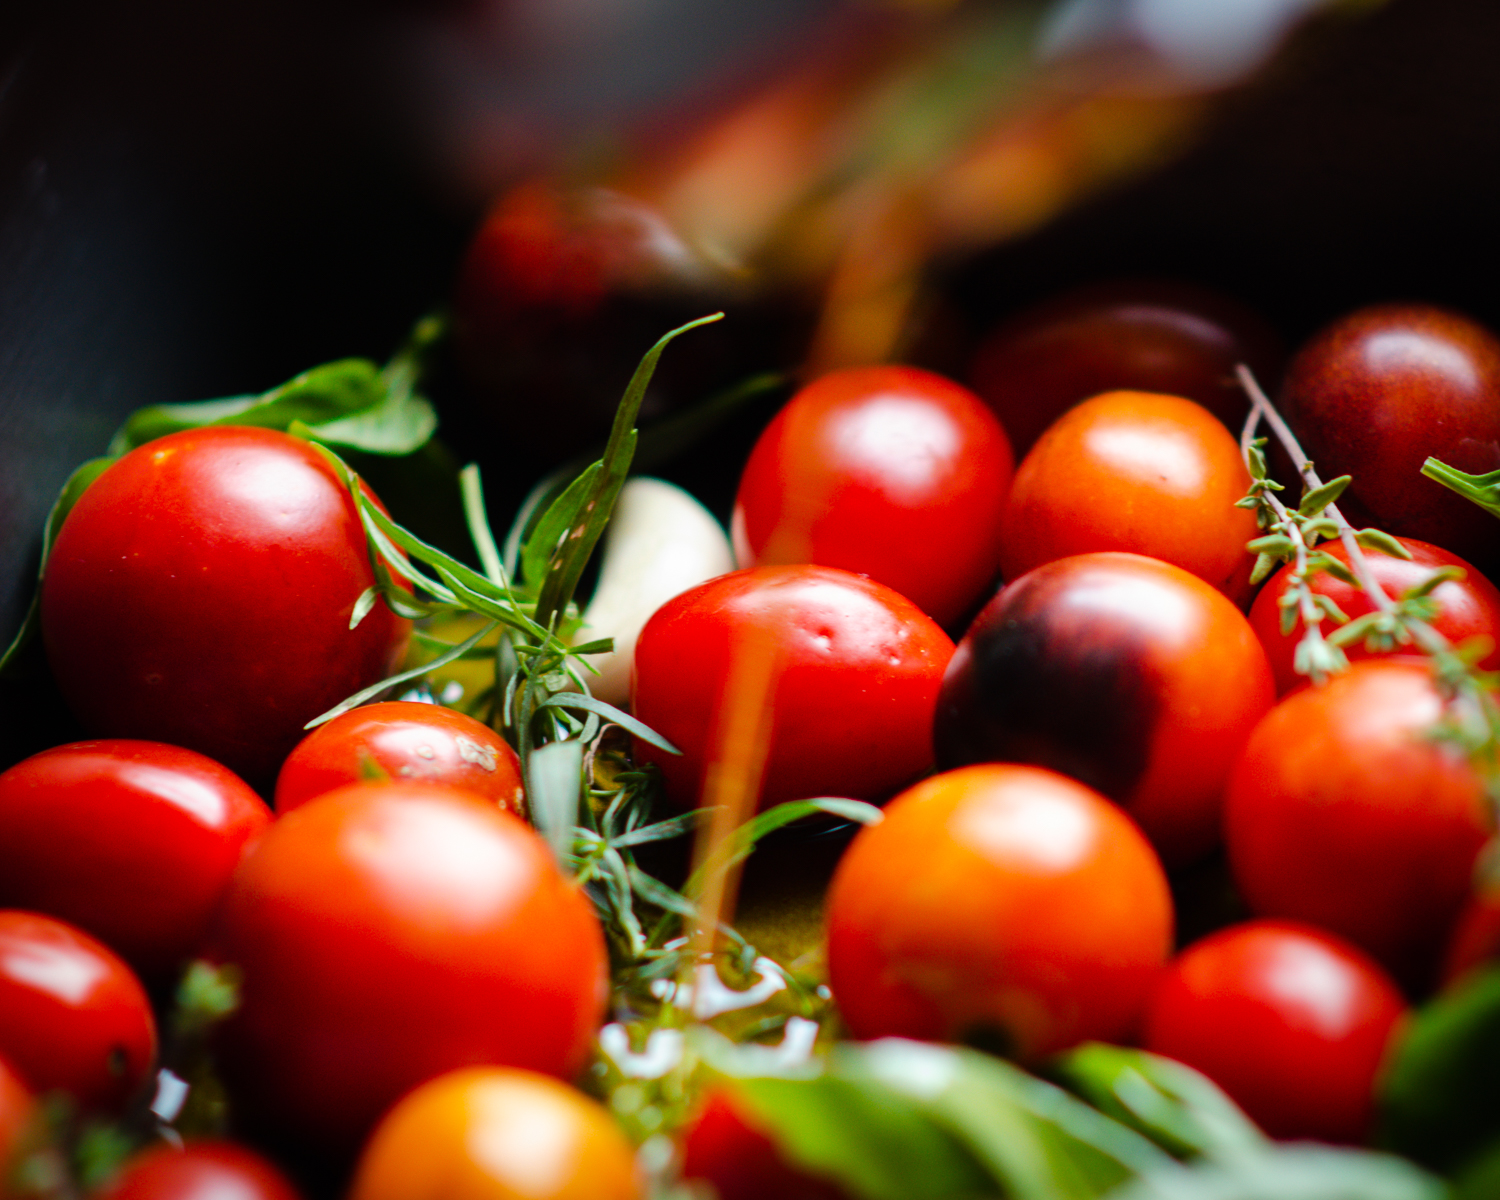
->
274 701 524 816
999 391 1259 602
40 426 411 785
0 740 270 981
211 783 608 1150
631 566 954 811
0 1054 33 1181
936 553 1275 865
825 764 1173 1060
97 1141 303 1200
348 1067 642 1200
681 1086 850 1200
1248 536 1500 695
1143 920 1408 1144
1441 883 1500 987
731 365 1014 627
0 911 157 1111
1224 659 1491 986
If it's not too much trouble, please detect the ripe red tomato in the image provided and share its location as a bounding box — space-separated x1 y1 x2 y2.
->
1224 659 1490 986
40 426 411 785
999 391 1260 602
631 566 954 811
97 1141 303 1200
681 1086 849 1200
274 701 524 816
730 365 1014 627
936 553 1275 865
0 911 157 1111
0 740 271 981
348 1067 642 1200
825 764 1173 1060
211 783 608 1151
0 1054 32 1180
1143 920 1408 1144
1248 536 1500 695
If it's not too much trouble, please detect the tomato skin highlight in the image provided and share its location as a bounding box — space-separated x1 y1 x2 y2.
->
349 1067 642 1200
1224 659 1491 987
631 565 954 811
97 1141 304 1200
40 426 410 785
999 391 1260 603
825 764 1173 1060
1143 920 1407 1145
0 911 157 1112
1248 536 1500 695
0 740 270 981
274 701 524 816
211 783 608 1151
731 365 1014 628
936 552 1274 865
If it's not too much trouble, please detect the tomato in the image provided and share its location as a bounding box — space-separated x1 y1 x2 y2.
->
1224 659 1491 986
0 911 157 1111
0 740 271 981
40 426 411 785
97 1141 303 1200
681 1086 849 1200
211 782 608 1151
1248 536 1500 695
274 701 524 816
0 1054 33 1183
825 764 1173 1060
631 566 954 811
730 365 1014 628
935 553 1275 865
348 1067 642 1200
1143 920 1408 1145
999 391 1260 602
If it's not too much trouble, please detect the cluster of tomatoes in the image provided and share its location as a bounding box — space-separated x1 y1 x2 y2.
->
4 269 1500 1200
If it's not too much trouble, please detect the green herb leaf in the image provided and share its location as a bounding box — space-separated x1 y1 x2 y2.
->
539 692 681 754
1423 458 1500 520
1248 553 1279 587
1246 535 1295 557
610 810 708 849
1306 551 1357 586
522 463 603 589
1298 475 1352 517
1355 528 1415 560
1105 1144 1445 1200
529 740 585 870
1401 565 1466 601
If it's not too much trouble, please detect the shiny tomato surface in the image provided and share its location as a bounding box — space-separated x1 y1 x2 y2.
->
1248 536 1500 694
40 426 410 784
631 566 954 811
731 365 1013 627
826 764 1173 1060
97 1141 304 1200
0 740 270 980
1225 659 1491 986
0 911 157 1111
212 783 608 1150
999 391 1259 602
936 553 1274 865
1143 920 1407 1144
274 701 524 816
349 1067 642 1200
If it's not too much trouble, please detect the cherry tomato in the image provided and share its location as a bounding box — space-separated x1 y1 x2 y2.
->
348 1067 642 1200
274 701 524 816
40 426 411 785
0 740 270 981
97 1141 303 1200
0 911 157 1111
681 1086 849 1200
1224 659 1491 986
1248 536 1500 695
0 1054 33 1183
999 391 1259 602
936 553 1274 865
968 281 1281 455
1143 920 1408 1144
211 783 608 1151
825 764 1173 1060
1279 303 1500 572
631 566 954 811
1441 882 1500 987
731 365 1014 628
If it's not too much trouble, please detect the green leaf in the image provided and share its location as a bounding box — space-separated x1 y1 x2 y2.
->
1103 1145 1445 1200
1325 611 1387 648
1298 475 1352 517
1423 457 1500 520
0 456 116 676
1306 551 1357 586
539 692 681 754
1051 1044 1268 1163
522 463 602 588
1248 553 1279 587
1401 565 1466 601
1246 535 1295 557
529 740 585 870
610 810 707 849
1355 528 1415 560
460 464 507 586
301 378 437 454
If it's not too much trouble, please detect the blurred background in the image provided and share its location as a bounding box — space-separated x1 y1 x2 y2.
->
4 0 1499 658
